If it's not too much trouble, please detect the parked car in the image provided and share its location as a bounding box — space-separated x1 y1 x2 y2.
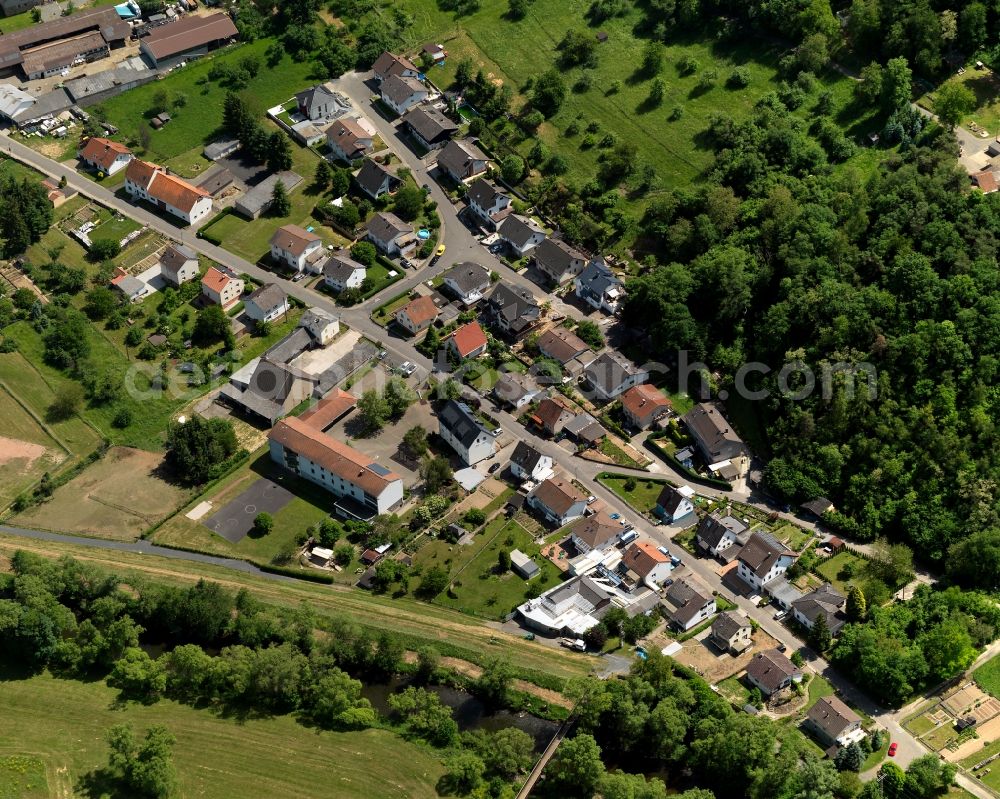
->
774 610 787 621
398 361 416 376
488 463 501 474
888 742 898 757
436 243 446 256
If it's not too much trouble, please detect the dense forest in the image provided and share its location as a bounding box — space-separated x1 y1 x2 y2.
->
628 121 1000 572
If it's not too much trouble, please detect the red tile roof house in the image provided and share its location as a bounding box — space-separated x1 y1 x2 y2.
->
78 137 132 175
124 159 213 225
270 224 323 274
395 295 438 336
620 383 672 430
200 265 244 310
447 320 488 360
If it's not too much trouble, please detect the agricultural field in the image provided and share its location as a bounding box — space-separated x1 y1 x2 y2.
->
392 0 868 204
419 516 563 620
12 447 192 541
0 530 593 681
0 670 445 799
0 386 67 510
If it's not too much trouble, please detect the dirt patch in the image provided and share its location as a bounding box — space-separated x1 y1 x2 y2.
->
664 628 781 683
439 656 571 709
13 447 191 540
945 714 1000 762
0 435 50 466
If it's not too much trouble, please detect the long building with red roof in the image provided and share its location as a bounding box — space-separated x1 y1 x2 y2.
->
268 415 403 518
125 158 213 225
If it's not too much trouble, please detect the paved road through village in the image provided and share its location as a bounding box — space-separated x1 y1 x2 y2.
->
1 80 995 798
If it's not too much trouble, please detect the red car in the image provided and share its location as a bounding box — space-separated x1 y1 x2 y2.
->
888 742 898 757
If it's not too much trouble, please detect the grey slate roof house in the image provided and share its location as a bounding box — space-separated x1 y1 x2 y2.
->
379 74 428 115
533 237 587 285
401 106 459 149
745 648 803 696
709 611 753 654
663 578 716 631
682 402 750 476
791 584 847 635
583 351 649 401
498 214 546 256
482 283 541 340
574 257 624 313
441 261 491 306
354 158 399 199
509 440 553 482
437 138 489 183
466 178 512 230
438 400 495 465
366 211 415 256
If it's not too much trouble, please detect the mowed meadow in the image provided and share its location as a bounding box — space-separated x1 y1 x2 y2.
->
394 0 860 195
0 669 446 799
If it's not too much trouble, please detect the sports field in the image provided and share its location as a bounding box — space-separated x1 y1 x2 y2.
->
0 669 445 799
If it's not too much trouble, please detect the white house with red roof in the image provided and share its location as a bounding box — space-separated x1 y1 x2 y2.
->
447 320 488 360
78 137 132 175
200 265 244 310
125 159 213 225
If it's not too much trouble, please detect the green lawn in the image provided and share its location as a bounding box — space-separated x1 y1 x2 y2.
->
0 755 46 799
813 550 868 595
392 0 865 219
416 516 562 619
0 669 445 799
772 523 813 553
717 674 751 706
597 472 669 515
917 66 1000 136
371 291 414 327
90 214 142 244
803 673 836 711
96 40 317 162
862 736 890 771
974 654 1000 700
904 711 938 737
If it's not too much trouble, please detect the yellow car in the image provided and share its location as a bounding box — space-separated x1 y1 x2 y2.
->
436 243 446 256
